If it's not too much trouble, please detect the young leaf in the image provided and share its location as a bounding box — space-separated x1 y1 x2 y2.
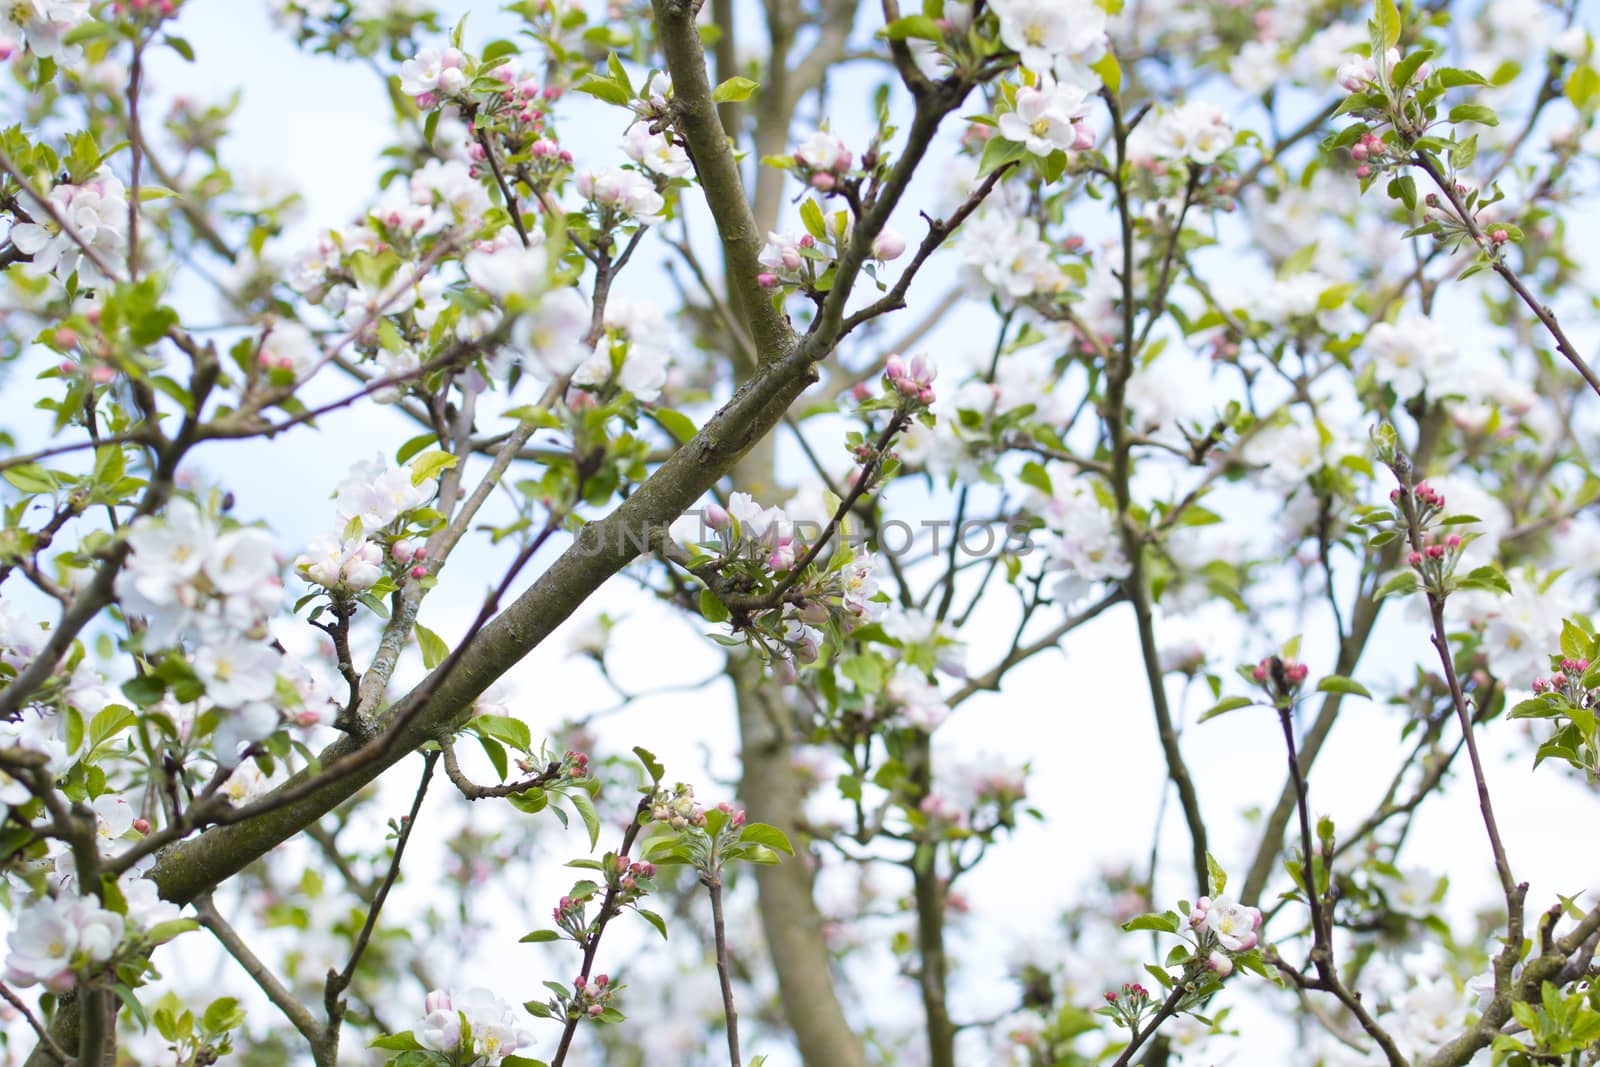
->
1315 675 1372 699
712 76 759 102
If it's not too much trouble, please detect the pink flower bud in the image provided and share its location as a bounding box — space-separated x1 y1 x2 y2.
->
295 710 322 727
1408 551 1423 567
1445 534 1461 548
55 327 77 347
415 91 438 110
424 990 452 1014
1532 677 1548 693
410 565 428 579
872 229 907 261
1489 229 1509 245
1252 664 1268 682
1355 164 1371 179
757 271 779 289
1207 951 1234 977
132 818 151 834
392 540 416 562
810 173 836 191
704 503 731 531
0 37 17 61
1070 122 1096 151
595 974 609 987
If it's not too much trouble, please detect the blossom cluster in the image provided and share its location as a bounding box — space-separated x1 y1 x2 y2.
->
413 988 536 1066
1188 895 1263 977
10 173 129 288
2 0 90 61
990 0 1108 82
295 455 440 598
116 499 304 762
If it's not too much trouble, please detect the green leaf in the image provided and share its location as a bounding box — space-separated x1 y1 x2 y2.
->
1198 695 1255 723
1561 619 1594 660
87 705 136 752
574 75 630 106
518 929 562 943
370 1033 426 1051
1567 65 1600 109
712 76 759 102
143 918 199 947
476 714 532 753
3 463 61 494
654 408 698 444
739 822 794 855
121 674 166 708
1448 103 1499 127
1206 853 1227 897
634 746 665 785
883 15 942 40
636 907 669 940
605 51 634 96
201 997 245 1034
478 735 509 781
569 789 602 849
164 34 195 62
1375 571 1420 599
1374 0 1401 50
1390 48 1433 90
408 450 459 486
698 588 731 624
1019 461 1052 495
799 198 827 241
1386 173 1417 211
414 623 448 670
1459 565 1512 596
396 432 437 464
1122 912 1180 934
1316 675 1372 699
977 134 1028 179
1091 49 1122 94
1434 67 1490 88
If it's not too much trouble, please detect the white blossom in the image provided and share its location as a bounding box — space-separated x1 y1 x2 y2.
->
577 168 665 225
465 240 549 299
4 892 125 992
335 456 440 537
413 988 535 1065
1365 312 1452 399
622 124 692 178
997 75 1092 156
10 175 128 286
511 286 592 380
398 46 467 98
989 0 1107 75
192 637 281 708
2 0 90 61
